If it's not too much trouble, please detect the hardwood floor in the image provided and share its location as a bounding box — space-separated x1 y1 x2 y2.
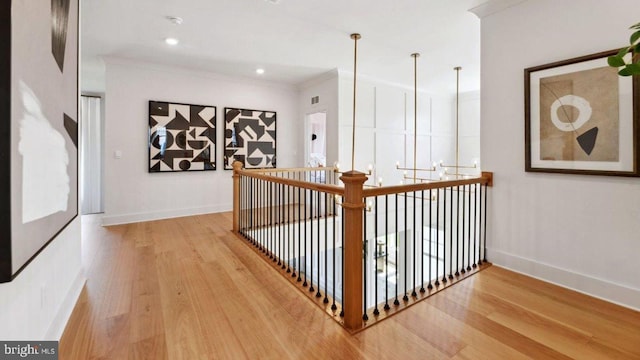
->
59 213 640 359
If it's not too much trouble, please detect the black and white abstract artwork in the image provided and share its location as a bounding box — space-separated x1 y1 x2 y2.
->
1 0 79 282
224 107 277 169
148 101 217 172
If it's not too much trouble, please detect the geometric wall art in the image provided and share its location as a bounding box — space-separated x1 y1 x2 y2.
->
148 101 217 172
525 49 640 177
1 0 80 282
224 107 277 169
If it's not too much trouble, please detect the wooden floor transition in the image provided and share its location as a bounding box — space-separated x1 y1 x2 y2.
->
59 213 640 359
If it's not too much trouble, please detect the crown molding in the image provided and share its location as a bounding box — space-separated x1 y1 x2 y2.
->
469 0 528 19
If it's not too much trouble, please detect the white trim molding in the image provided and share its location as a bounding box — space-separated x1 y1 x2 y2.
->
102 204 232 226
45 272 86 340
489 248 640 312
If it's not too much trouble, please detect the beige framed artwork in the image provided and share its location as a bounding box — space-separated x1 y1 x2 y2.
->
525 49 639 176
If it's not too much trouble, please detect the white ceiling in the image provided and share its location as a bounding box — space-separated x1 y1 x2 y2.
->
81 0 481 94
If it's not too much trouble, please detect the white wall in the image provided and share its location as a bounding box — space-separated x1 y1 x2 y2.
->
336 73 473 186
479 0 640 309
103 59 301 225
0 219 84 340
298 71 339 167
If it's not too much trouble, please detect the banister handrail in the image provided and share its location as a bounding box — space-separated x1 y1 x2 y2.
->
362 172 493 197
237 168 345 196
236 167 492 198
243 166 336 174
232 161 493 331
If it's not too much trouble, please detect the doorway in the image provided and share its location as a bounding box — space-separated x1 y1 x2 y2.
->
306 111 327 167
80 95 104 214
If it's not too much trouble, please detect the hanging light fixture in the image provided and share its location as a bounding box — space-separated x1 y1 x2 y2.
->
334 33 373 177
395 53 437 183
439 66 479 178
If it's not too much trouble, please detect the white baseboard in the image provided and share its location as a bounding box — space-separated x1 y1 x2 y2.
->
101 204 232 226
488 248 640 311
45 271 86 340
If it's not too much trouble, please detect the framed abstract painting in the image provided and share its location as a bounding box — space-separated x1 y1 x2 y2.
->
148 101 217 172
525 49 639 176
224 107 277 169
0 0 79 282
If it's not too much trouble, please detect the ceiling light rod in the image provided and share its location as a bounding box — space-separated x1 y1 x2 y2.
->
438 66 479 177
334 33 373 178
350 33 360 172
412 53 418 181
455 65 460 170
395 53 437 184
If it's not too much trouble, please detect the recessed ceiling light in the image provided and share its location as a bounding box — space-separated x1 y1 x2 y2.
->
166 16 183 25
265 0 281 4
165 37 179 46
256 68 265 75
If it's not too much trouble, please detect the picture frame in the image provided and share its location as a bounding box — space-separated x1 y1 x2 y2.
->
224 107 277 170
525 49 639 176
1 0 79 282
148 101 217 172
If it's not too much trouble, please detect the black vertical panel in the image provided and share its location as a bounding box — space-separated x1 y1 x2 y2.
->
323 192 328 303
461 184 466 274
373 196 379 315
286 184 290 271
483 183 488 262
331 193 337 310
263 179 266 250
309 189 314 293
455 186 460 276
478 183 483 266
279 183 284 267
473 183 478 268
262 179 266 251
442 187 447 284
435 189 440 287
239 176 242 236
271 182 276 260
297 185 302 281
448 187 453 280
303 189 308 286
403 192 408 302
340 196 344 317
394 194 399 306
0 0 12 281
363 203 368 321
420 190 425 293
467 184 472 271
249 178 253 232
315 190 321 297
411 192 417 297
428 189 432 290
384 194 390 310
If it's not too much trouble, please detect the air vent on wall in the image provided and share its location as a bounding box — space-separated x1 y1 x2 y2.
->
311 96 319 105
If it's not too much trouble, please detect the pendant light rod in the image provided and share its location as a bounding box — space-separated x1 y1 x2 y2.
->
350 33 361 172
455 66 461 170
411 53 420 182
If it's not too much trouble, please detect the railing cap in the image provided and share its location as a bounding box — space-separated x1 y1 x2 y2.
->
232 161 244 172
340 170 368 183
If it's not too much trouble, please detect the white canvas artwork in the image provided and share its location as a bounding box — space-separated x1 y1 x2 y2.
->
18 82 70 223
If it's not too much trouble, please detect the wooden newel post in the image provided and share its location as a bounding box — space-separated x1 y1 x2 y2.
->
232 161 243 233
340 170 368 330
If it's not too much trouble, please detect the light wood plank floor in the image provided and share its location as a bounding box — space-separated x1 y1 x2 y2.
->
60 213 640 359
